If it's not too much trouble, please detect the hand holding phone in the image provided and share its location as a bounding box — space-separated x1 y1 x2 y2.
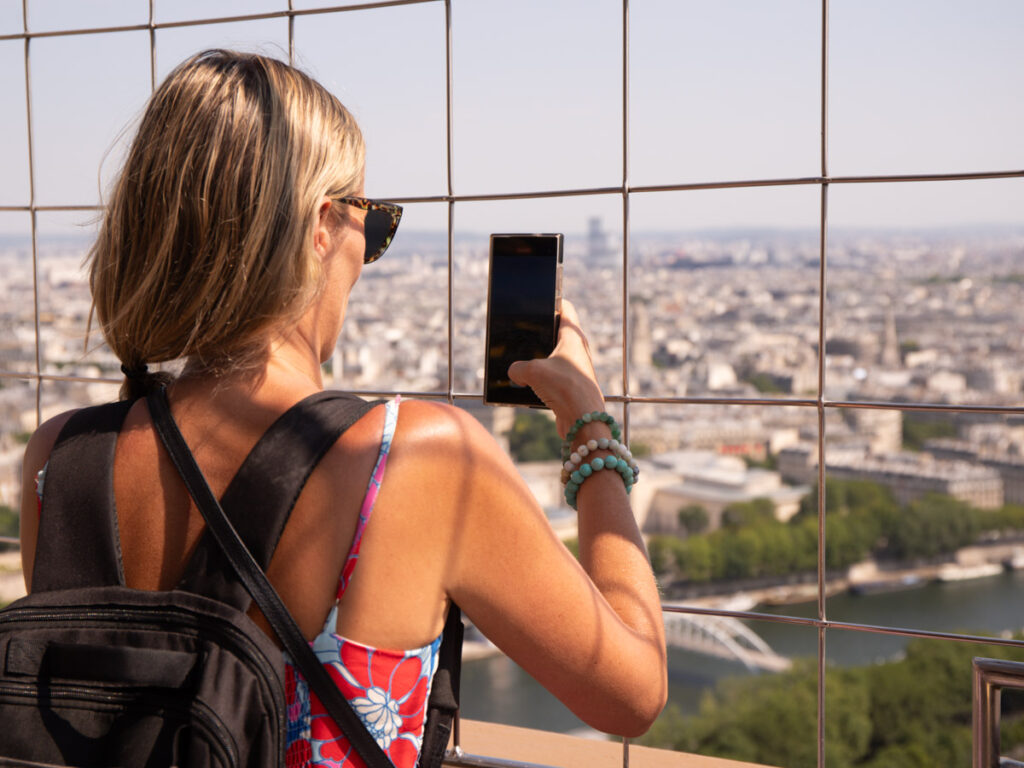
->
507 299 606 438
484 234 563 407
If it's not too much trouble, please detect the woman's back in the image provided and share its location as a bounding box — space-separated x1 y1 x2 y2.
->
88 379 447 650
19 48 666 766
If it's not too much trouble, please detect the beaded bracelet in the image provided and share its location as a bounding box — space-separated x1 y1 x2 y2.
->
562 411 622 462
564 455 636 510
560 437 639 486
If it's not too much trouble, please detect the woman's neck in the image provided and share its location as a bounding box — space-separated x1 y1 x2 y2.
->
173 338 326 410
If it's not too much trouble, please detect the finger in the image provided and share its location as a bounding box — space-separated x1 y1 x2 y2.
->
560 299 580 325
507 359 534 386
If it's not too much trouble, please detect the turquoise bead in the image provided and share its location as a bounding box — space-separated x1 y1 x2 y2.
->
580 463 593 477
566 481 579 494
591 457 604 470
570 470 583 484
605 457 619 470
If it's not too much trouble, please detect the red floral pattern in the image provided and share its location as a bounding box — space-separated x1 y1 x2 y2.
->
284 399 442 768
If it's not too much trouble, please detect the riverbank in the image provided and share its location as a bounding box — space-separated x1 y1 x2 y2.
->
674 540 1024 611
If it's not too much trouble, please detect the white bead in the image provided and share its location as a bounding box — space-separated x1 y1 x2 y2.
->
570 452 581 464
623 448 633 461
597 437 609 450
578 445 590 457
609 439 620 451
586 439 598 451
564 460 575 472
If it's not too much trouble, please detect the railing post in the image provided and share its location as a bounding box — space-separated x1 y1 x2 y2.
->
973 657 1024 768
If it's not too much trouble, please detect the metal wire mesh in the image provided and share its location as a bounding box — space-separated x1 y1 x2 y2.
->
5 2 1024 766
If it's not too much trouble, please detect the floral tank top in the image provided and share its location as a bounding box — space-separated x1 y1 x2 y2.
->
284 397 441 767
36 396 440 768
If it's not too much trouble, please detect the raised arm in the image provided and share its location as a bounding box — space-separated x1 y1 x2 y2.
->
380 302 666 736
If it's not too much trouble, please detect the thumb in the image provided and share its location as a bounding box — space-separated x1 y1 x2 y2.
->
507 359 534 386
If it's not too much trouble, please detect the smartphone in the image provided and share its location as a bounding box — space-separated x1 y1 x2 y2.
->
484 234 563 407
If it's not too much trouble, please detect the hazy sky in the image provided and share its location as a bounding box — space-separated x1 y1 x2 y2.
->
1 0 1022 238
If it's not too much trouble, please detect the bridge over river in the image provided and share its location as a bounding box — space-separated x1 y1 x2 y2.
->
661 603 792 672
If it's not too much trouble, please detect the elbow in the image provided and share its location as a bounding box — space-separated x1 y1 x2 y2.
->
620 682 669 738
583 669 668 738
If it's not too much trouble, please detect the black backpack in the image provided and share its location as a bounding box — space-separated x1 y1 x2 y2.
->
0 390 462 768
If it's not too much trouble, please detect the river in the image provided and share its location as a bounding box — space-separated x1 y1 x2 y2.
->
458 569 1024 734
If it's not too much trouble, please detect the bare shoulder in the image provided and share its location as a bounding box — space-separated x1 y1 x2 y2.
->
382 398 539 525
372 398 528 529
389 398 501 456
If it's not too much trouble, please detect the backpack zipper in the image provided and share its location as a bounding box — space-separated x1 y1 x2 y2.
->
0 679 237 765
0 603 286 751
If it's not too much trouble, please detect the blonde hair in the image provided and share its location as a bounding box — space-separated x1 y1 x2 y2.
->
88 49 364 398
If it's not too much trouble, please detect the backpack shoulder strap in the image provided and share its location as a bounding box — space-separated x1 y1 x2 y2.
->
418 602 464 768
33 399 134 592
176 390 381 609
147 386 396 768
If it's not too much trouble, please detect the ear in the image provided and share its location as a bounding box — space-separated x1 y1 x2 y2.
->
313 196 334 257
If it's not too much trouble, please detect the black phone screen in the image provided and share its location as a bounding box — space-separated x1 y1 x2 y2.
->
484 234 562 407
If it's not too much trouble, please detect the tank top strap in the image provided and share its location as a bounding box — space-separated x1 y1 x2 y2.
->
323 396 400 633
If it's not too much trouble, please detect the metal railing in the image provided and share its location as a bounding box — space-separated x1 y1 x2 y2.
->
4 2 1024 767
974 658 1024 768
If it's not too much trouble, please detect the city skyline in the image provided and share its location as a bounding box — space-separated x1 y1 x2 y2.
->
1 0 1022 236
3 5 1024 764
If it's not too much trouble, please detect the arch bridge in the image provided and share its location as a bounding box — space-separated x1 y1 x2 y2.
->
662 610 792 672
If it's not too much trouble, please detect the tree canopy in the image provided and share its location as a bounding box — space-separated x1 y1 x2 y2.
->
640 635 1024 767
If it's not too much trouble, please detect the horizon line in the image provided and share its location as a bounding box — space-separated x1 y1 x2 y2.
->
1 222 1022 244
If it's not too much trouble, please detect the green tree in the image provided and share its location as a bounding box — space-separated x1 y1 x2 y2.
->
644 660 871 768
716 528 763 580
800 478 898 523
504 410 561 462
745 372 784 394
721 497 775 529
902 414 956 451
790 515 820 573
826 515 872 570
630 441 652 458
0 505 17 538
676 536 713 582
640 636 1024 767
646 534 679 576
678 504 709 535
980 504 1024 534
742 452 778 471
757 521 798 576
888 493 976 559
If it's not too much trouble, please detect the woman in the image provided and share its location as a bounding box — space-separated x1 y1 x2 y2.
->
19 50 666 767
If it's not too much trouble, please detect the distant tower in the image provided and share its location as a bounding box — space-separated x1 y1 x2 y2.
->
587 217 609 261
880 300 901 368
630 300 652 370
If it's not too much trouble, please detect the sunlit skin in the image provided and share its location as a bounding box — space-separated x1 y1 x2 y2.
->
20 192 667 737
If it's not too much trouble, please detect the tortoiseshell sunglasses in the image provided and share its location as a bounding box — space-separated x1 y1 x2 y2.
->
333 196 403 264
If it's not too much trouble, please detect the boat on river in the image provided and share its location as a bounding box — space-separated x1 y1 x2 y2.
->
936 562 1003 582
848 573 925 596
